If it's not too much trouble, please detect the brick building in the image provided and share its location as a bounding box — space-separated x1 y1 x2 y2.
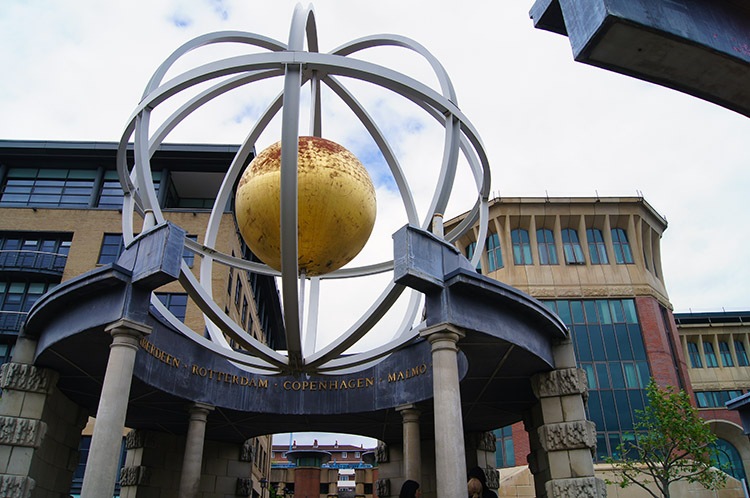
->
448 196 749 493
0 139 283 497
270 440 377 498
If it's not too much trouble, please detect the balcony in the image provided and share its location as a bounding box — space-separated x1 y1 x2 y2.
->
0 250 68 276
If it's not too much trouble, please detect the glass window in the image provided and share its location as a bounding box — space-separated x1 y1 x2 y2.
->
735 341 749 367
494 424 515 468
687 342 702 368
1 168 96 207
548 298 650 462
511 229 532 265
183 235 198 268
536 228 558 265
0 233 71 273
465 241 481 273
235 278 242 306
486 233 503 271
0 281 51 333
561 228 585 264
703 342 719 368
719 341 734 367
241 296 248 327
586 229 609 264
155 293 188 322
696 390 745 408
98 170 162 209
611 228 634 264
98 234 125 265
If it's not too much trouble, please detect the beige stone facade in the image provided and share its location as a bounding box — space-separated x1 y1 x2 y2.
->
447 197 749 498
450 196 669 306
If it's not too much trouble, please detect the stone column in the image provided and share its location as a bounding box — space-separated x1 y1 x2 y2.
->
178 402 214 498
396 404 421 483
420 323 466 498
82 318 151 498
526 339 605 498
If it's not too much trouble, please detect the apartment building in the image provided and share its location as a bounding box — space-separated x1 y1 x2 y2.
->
0 139 283 497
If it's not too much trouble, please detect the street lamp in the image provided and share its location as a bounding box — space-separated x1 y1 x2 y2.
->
259 477 268 498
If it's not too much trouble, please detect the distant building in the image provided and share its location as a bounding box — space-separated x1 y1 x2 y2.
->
271 440 377 498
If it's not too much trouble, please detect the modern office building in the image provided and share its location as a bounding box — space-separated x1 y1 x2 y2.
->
447 196 750 494
0 139 283 497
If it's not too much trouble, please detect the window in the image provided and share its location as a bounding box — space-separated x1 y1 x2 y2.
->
98 234 125 265
486 233 503 271
611 228 634 264
561 228 585 264
465 241 481 273
0 233 71 273
735 341 749 366
545 298 650 461
0 343 14 374
0 281 51 333
227 271 233 297
687 343 702 368
241 297 248 327
719 341 734 367
235 278 242 306
536 229 558 265
586 229 608 264
494 425 515 468
97 170 162 209
0 168 96 207
183 235 198 268
155 293 188 322
703 342 719 368
511 229 532 265
355 451 360 458
695 390 744 408
341 451 347 458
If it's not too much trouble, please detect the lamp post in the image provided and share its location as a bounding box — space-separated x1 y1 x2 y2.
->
260 477 268 498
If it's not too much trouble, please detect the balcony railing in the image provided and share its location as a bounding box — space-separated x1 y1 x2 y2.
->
0 250 68 274
0 311 26 334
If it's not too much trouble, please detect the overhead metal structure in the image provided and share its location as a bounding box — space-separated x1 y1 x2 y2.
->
115 4 491 375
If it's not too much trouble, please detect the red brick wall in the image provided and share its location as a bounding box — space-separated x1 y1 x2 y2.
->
511 421 529 466
699 408 742 426
294 467 321 498
635 297 694 401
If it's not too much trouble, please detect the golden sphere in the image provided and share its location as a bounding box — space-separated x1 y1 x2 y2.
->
235 136 377 276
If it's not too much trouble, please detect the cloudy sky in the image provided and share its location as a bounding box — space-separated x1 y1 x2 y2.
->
2 0 749 445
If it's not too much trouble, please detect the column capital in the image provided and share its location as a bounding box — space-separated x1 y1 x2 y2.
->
187 402 215 420
105 318 152 338
419 323 465 350
396 403 419 413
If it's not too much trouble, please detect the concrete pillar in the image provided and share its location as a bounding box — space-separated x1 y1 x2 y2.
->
420 323 466 498
81 318 151 498
178 402 214 498
397 404 421 483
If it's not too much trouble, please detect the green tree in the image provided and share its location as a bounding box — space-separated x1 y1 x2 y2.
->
606 380 727 498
